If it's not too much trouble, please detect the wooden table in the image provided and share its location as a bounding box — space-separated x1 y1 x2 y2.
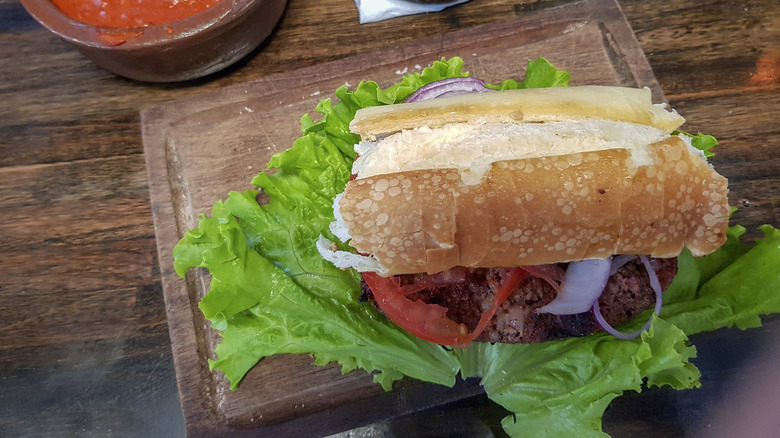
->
2 0 779 436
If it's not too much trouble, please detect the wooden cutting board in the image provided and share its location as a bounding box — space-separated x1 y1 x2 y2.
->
141 0 666 435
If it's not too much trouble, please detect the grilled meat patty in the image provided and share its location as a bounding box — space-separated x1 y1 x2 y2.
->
360 257 677 343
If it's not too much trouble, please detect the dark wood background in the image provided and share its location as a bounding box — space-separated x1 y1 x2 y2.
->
2 0 779 436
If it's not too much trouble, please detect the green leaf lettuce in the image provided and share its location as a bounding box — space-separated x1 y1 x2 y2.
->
173 57 780 436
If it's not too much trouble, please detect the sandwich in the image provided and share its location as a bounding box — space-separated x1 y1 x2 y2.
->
318 85 730 346
173 57 780 437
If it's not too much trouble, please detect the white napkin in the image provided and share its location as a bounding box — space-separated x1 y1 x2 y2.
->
353 0 470 24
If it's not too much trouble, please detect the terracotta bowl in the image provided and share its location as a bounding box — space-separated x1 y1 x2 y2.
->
20 0 288 82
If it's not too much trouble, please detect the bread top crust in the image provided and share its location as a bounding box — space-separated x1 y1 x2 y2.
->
337 136 729 276
350 86 685 138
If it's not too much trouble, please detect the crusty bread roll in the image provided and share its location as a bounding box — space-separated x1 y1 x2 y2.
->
324 86 729 276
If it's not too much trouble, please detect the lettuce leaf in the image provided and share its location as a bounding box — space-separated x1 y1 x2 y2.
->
674 130 718 158
662 225 780 332
490 57 571 90
173 57 780 436
456 317 698 437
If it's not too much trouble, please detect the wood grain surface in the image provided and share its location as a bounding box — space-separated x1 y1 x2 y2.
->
2 0 779 437
142 1 671 434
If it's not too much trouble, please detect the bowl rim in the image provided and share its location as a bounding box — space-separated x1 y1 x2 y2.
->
20 0 257 51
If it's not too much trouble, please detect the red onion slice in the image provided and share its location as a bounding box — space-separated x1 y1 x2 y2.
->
592 255 664 340
610 254 638 275
404 77 493 103
536 259 611 315
638 255 664 301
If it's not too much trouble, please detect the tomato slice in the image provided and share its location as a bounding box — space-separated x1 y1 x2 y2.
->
399 267 468 296
520 264 564 292
363 267 527 347
469 267 527 343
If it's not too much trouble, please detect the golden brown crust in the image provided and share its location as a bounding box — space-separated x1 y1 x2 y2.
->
338 136 729 275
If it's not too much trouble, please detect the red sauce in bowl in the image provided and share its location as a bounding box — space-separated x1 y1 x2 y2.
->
51 0 223 28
